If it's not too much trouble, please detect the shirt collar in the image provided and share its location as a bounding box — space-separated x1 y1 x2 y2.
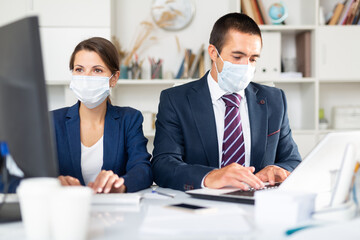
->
207 71 245 103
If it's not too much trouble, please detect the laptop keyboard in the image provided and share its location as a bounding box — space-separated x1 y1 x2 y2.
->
223 182 281 197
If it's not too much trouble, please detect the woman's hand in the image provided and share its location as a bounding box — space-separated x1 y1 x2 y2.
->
88 170 126 194
58 175 81 186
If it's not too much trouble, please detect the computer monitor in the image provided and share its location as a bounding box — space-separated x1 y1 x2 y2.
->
0 16 59 222
0 16 58 179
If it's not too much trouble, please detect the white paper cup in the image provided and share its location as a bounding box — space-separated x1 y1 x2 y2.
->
50 186 92 240
16 177 61 240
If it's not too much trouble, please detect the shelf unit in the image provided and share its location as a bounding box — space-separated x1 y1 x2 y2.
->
48 0 360 156
3 0 359 157
252 0 360 157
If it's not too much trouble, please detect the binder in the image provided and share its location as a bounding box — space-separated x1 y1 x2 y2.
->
254 32 281 80
296 31 311 78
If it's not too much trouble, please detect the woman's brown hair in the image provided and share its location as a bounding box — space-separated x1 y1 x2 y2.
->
69 37 119 74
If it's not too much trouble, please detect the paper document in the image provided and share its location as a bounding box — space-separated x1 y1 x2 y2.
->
91 204 140 213
140 204 251 236
91 193 140 205
0 193 19 203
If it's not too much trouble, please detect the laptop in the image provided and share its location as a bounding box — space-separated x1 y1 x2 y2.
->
186 182 281 204
186 131 360 206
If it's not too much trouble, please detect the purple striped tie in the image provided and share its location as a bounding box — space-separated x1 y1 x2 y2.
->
221 93 245 167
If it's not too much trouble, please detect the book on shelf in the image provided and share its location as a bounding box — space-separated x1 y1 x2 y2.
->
338 0 355 25
250 0 264 25
176 46 205 79
189 53 196 73
241 0 266 25
295 31 311 78
327 0 360 25
194 51 205 78
175 58 185 79
353 1 360 24
198 51 205 77
241 0 256 23
348 0 360 24
256 0 270 24
182 49 192 79
344 0 359 24
188 44 204 79
328 3 345 25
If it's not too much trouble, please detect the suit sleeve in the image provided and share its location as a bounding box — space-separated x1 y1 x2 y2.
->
121 111 153 192
151 91 215 191
274 89 302 171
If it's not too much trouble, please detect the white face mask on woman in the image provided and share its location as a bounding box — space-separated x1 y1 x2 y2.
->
70 74 113 109
215 48 255 93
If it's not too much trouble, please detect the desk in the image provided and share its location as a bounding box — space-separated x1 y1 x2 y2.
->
0 187 360 240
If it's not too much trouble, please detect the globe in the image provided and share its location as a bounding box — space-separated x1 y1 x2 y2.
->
268 3 288 24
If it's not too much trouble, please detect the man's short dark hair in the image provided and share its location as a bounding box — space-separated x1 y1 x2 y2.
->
209 13 262 53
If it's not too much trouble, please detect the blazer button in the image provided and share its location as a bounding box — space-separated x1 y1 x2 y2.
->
259 99 265 105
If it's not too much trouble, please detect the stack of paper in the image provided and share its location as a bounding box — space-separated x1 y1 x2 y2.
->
91 193 140 205
140 204 251 236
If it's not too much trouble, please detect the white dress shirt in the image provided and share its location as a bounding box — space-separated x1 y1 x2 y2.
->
81 136 103 186
207 73 252 168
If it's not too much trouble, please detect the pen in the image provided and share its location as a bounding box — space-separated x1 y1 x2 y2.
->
285 224 317 236
151 190 174 198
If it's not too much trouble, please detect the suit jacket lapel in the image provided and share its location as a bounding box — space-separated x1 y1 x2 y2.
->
187 74 219 168
103 103 120 171
246 83 268 172
65 102 84 184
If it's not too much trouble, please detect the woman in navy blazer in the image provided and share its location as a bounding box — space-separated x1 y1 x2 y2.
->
52 37 152 193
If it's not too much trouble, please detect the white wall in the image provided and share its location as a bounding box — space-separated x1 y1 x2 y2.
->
0 0 111 110
113 0 239 79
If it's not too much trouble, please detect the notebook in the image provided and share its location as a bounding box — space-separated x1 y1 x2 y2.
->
186 131 360 206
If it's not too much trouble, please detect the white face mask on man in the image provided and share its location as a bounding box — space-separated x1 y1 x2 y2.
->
215 48 255 93
70 74 113 109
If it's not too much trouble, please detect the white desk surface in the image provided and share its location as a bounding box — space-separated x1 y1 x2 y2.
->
1 187 360 240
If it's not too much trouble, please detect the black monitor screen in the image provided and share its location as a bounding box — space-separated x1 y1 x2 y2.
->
0 16 58 178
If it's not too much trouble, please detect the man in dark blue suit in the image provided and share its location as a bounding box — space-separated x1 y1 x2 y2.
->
152 13 301 191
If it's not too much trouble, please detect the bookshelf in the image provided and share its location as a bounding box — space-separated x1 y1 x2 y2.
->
317 0 360 155
245 0 360 156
